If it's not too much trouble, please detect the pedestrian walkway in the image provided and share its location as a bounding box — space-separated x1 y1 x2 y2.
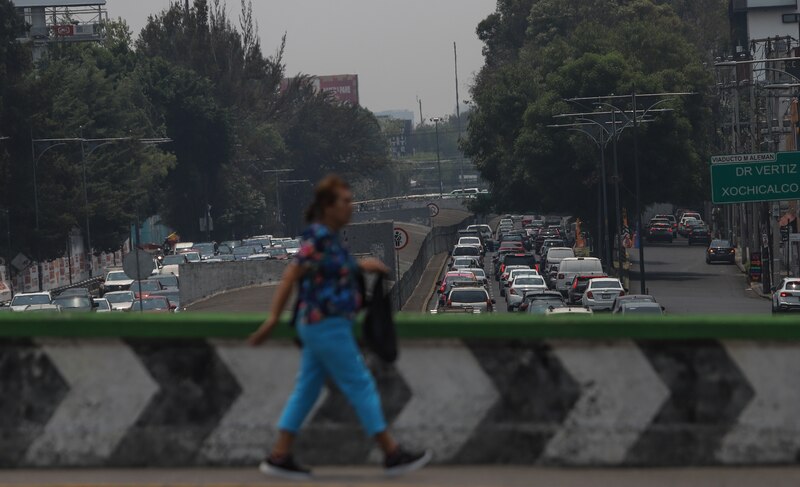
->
402 252 448 312
4 466 800 487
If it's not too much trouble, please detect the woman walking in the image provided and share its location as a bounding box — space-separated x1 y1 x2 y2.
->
248 175 431 480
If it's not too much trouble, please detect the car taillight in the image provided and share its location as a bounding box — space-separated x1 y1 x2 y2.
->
510 289 517 295
619 291 625 297
781 292 791 297
572 280 578 289
447 299 452 306
586 291 593 299
558 273 565 279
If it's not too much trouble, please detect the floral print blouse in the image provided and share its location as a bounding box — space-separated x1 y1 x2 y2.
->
294 223 362 325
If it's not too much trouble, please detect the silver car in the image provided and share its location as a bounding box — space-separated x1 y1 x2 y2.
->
506 275 548 311
581 278 625 311
444 287 494 313
772 278 800 313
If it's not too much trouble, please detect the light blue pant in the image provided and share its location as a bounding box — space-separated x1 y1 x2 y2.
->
277 317 387 436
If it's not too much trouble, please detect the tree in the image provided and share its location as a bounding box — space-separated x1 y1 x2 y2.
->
465 0 717 226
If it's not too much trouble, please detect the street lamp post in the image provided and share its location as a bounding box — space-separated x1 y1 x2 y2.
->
279 179 312 236
430 117 444 196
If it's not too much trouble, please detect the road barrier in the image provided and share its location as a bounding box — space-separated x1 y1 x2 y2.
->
2 313 800 467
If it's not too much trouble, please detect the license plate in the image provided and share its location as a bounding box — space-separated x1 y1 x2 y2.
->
602 294 610 300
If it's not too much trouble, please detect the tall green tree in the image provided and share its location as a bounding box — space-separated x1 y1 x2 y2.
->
465 0 717 223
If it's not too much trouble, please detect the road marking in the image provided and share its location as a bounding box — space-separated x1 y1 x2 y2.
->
392 345 499 461
718 342 800 463
24 340 158 465
542 340 669 465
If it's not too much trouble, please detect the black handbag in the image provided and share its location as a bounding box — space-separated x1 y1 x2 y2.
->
362 273 398 363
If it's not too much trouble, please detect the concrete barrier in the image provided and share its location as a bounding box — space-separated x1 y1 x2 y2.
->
179 260 288 306
351 207 430 226
2 314 800 467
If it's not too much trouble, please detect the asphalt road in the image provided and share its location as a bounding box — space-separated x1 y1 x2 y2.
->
630 237 767 314
6 466 800 487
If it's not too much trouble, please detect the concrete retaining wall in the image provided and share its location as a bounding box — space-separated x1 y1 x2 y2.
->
2 337 792 467
179 261 288 306
341 221 396 280
351 207 430 226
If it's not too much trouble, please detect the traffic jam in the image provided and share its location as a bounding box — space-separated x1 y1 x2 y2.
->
429 215 672 315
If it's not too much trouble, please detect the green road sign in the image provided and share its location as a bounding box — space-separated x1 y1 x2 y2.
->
710 152 800 204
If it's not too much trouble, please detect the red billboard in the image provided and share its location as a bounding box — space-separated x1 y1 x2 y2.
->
280 74 359 105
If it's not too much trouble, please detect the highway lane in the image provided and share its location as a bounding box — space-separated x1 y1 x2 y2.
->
426 250 508 314
630 237 766 315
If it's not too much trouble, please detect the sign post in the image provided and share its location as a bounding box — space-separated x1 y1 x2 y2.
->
393 227 409 310
710 152 800 204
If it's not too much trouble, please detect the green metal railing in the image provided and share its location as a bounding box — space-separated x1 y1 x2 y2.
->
0 313 797 340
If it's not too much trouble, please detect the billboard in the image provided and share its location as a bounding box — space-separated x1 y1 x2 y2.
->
281 74 359 105
13 0 106 6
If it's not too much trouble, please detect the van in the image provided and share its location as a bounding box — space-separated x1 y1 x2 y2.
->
555 257 604 294
544 247 576 283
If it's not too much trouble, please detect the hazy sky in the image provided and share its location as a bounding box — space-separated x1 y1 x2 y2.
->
107 1 496 123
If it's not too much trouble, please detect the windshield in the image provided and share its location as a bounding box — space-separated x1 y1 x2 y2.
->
52 296 92 308
106 271 130 282
106 293 134 303
453 247 479 256
548 249 574 260
154 275 179 287
515 277 545 286
162 255 186 265
183 252 201 262
450 290 488 303
590 280 622 289
504 255 535 267
132 281 161 292
12 295 51 306
94 300 111 310
234 246 258 255
283 240 300 249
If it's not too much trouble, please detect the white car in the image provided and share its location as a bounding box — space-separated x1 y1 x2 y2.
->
772 278 800 313
104 291 136 312
555 257 604 294
93 298 112 313
506 275 548 311
101 270 134 295
444 286 494 313
500 265 535 297
160 254 188 277
463 268 489 287
581 278 625 311
282 239 301 256
9 292 53 312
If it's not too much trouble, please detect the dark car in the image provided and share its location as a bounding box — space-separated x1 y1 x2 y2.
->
567 274 609 304
520 291 565 313
58 287 92 298
646 223 673 243
687 225 712 245
706 239 736 264
131 279 164 298
51 296 95 312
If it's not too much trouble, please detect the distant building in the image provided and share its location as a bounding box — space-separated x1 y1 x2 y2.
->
280 74 359 105
14 0 107 60
375 110 414 121
377 116 412 159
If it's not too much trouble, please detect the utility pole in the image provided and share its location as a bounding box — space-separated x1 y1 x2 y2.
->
632 90 646 294
454 42 464 191
431 117 444 196
418 97 424 128
611 108 624 276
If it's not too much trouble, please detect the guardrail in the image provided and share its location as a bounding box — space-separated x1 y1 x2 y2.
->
50 275 104 296
2 312 800 468
0 313 797 339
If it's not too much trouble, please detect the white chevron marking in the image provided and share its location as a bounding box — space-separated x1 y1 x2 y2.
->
718 342 800 463
200 342 328 463
542 340 669 465
391 343 499 461
24 339 158 465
